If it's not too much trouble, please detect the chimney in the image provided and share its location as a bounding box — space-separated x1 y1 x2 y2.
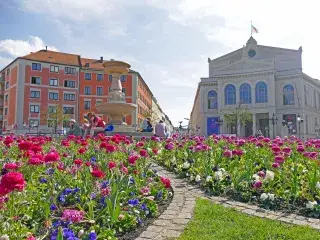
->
100 56 103 62
45 46 48 51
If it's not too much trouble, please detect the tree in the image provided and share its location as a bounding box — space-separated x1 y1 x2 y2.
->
41 105 73 133
220 101 252 136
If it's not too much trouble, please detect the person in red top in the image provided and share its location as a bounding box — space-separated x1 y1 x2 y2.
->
84 112 106 137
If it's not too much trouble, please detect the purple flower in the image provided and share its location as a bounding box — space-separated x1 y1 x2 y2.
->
128 199 139 207
88 232 97 240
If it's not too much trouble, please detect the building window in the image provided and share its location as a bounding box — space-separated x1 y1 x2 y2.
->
30 91 40 99
49 92 58 100
306 115 309 134
283 84 295 105
4 108 7 115
64 93 75 101
255 82 268 103
84 86 91 95
4 95 8 102
5 82 9 89
97 74 103 81
63 107 74 114
29 119 39 127
314 90 316 108
85 73 91 80
64 80 75 88
84 101 91 110
6 69 10 75
108 87 112 92
50 65 59 73
32 63 41 71
65 67 76 75
96 100 102 105
30 105 40 113
97 87 103 96
49 79 58 86
304 85 307 105
122 88 126 95
48 106 57 113
208 90 218 109
31 77 41 85
120 75 126 82
240 83 252 104
109 75 112 81
225 84 236 105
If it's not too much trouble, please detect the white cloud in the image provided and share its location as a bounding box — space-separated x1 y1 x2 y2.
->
0 36 57 57
0 57 12 66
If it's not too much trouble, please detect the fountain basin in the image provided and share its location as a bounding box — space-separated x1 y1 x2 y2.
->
96 102 137 126
102 61 131 74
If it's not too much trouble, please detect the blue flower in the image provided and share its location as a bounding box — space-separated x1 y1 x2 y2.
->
101 181 109 189
73 188 80 193
128 199 139 207
129 177 135 184
137 218 143 225
46 168 55 175
90 193 96 199
39 177 47 183
130 191 135 196
88 232 97 240
141 203 148 211
63 188 73 195
156 190 163 200
100 196 106 205
52 220 61 228
50 204 57 211
91 156 97 162
58 194 66 203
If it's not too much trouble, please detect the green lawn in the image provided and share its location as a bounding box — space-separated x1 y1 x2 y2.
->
178 199 320 240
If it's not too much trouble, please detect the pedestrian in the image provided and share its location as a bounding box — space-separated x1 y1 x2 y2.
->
155 119 168 138
66 119 82 136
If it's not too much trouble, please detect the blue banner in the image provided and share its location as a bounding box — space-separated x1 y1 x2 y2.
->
207 117 219 136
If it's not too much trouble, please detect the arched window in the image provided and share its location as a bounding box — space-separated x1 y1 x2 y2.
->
240 83 252 104
283 84 295 105
225 84 236 105
208 90 218 109
255 82 268 103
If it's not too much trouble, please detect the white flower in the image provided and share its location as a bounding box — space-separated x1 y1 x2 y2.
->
316 182 320 189
182 162 190 169
220 168 226 173
186 173 190 177
0 235 9 240
306 201 317 209
171 156 176 164
252 174 260 181
265 170 274 181
260 193 269 201
302 168 308 173
206 176 212 182
190 175 195 181
78 230 85 238
268 193 275 201
195 174 201 182
214 171 223 181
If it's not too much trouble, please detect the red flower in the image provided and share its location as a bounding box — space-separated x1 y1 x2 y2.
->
152 148 158 155
62 140 70 147
108 161 117 170
74 159 83 165
133 170 139 175
18 141 32 151
139 149 148 157
44 151 60 163
0 172 26 195
160 176 171 188
78 148 86 154
3 137 13 146
28 156 43 165
100 142 108 149
91 169 105 178
128 155 139 165
85 162 91 167
136 142 144 148
106 145 116 153
29 144 42 153
57 163 64 171
4 163 19 170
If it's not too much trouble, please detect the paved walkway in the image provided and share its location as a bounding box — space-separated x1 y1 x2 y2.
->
137 164 320 240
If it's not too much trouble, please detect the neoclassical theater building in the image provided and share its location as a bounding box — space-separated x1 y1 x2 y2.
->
190 37 320 139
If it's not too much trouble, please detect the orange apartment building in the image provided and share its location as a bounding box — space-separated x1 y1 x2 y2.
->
0 48 154 133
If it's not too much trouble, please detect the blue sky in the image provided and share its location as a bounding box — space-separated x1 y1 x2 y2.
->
1 0 320 126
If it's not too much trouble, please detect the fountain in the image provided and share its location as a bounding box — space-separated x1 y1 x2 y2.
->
95 60 137 133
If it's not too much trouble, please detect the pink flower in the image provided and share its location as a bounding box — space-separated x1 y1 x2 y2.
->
297 145 305 153
74 159 83 165
160 176 171 188
223 150 233 158
44 151 60 163
274 155 284 163
4 163 19 170
28 156 43 165
282 147 292 154
253 180 262 189
121 166 128 175
62 209 84 223
165 143 174 150
128 155 139 165
140 186 151 196
91 169 105 178
272 162 280 168
258 171 265 178
139 149 148 157
271 146 281 153
136 142 144 148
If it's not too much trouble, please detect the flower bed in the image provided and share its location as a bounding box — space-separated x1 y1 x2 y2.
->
0 134 172 240
153 135 320 218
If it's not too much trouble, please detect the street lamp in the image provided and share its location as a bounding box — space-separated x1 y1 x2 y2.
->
268 113 278 139
297 113 303 139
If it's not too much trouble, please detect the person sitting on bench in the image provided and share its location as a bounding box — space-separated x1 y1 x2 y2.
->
84 112 106 137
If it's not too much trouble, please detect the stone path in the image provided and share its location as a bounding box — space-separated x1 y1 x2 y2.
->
137 164 320 240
